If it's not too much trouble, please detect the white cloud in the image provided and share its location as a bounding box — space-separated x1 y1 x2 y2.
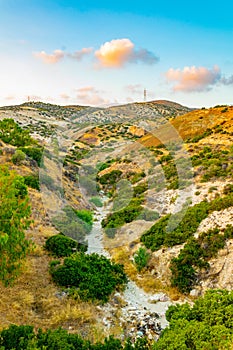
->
95 38 158 68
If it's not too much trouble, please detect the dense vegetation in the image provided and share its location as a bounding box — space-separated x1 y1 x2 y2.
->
51 206 93 246
50 253 127 303
45 234 87 257
191 145 233 182
101 197 144 237
153 289 233 349
23 174 40 190
0 166 32 285
0 290 232 349
0 325 150 349
0 118 33 147
19 146 44 166
141 192 233 251
133 247 151 272
170 225 233 293
90 196 103 207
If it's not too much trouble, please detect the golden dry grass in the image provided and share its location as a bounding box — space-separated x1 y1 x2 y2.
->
110 245 164 294
140 106 233 147
0 241 100 335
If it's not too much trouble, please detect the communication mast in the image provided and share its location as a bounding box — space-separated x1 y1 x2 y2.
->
144 89 147 102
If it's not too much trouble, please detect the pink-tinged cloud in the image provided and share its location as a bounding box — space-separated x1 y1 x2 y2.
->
166 65 221 92
76 86 109 106
126 84 142 94
60 93 70 100
95 38 158 68
68 47 93 60
5 95 15 100
34 50 65 64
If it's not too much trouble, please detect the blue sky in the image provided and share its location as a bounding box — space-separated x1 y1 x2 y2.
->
0 0 233 107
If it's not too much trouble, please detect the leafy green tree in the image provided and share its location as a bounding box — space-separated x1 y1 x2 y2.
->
0 166 31 285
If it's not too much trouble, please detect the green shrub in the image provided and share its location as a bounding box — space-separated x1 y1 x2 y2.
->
79 175 99 196
134 247 151 272
141 193 233 252
133 182 148 196
154 290 233 349
45 234 87 257
170 227 231 293
23 174 40 190
12 149 26 164
51 206 91 245
0 118 33 146
0 325 150 349
102 198 144 235
50 253 127 303
0 166 31 285
0 324 34 350
97 159 115 171
130 171 146 184
138 208 160 221
75 209 93 227
90 196 103 207
223 183 233 194
19 146 43 165
98 170 122 185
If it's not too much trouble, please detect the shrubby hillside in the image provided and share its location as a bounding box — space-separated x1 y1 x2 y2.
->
0 101 232 348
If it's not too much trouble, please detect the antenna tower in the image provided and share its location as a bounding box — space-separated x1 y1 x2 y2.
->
144 89 147 102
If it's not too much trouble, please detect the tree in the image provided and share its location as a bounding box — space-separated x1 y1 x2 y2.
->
0 166 32 285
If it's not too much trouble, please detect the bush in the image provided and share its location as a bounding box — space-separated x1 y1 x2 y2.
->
0 118 33 146
51 206 92 245
23 174 40 190
12 149 26 164
45 234 87 257
134 247 151 272
138 208 160 221
170 227 231 293
0 325 150 349
102 198 144 234
90 196 103 207
0 324 34 350
98 170 122 185
79 175 99 196
75 209 93 229
133 182 148 196
50 253 127 302
154 290 233 349
19 146 43 166
141 193 233 252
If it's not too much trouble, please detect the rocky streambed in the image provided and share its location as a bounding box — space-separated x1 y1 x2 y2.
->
86 197 173 341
